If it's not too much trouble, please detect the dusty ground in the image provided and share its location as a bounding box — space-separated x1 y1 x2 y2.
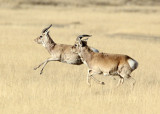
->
0 5 160 114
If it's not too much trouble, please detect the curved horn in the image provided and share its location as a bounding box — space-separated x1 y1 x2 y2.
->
76 34 92 41
42 24 52 33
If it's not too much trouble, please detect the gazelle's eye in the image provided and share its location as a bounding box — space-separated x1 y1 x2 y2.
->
40 36 42 38
74 44 77 47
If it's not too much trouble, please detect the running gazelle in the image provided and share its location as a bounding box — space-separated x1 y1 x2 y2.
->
72 35 138 87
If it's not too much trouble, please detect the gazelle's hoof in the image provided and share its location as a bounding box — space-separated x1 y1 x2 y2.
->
87 83 91 87
101 82 105 85
34 68 37 70
40 72 43 75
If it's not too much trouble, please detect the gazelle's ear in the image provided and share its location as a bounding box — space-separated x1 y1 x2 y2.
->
42 24 52 33
79 40 87 47
43 30 49 35
82 38 88 41
47 30 50 34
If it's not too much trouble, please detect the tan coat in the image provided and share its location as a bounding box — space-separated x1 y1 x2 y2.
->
73 37 138 87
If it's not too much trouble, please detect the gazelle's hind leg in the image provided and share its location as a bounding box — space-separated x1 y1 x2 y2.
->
116 76 124 87
87 70 105 86
117 66 133 87
128 76 136 90
118 73 136 89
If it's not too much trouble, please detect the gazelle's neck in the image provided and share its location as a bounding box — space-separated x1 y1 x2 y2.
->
79 46 93 63
43 34 56 53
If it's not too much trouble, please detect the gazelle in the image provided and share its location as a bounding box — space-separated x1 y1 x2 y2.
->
72 35 138 87
34 25 99 74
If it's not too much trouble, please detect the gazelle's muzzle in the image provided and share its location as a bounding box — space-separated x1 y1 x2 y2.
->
34 38 42 44
34 38 37 42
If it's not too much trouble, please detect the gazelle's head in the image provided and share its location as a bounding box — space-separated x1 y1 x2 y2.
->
72 34 91 54
34 24 53 46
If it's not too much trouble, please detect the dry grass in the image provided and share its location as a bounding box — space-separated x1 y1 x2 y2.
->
0 5 160 114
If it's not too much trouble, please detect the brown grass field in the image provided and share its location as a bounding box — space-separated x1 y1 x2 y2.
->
0 2 160 114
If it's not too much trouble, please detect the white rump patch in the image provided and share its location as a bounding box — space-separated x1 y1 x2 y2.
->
127 59 138 70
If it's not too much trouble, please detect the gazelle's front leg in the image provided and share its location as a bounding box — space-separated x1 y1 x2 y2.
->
90 76 105 85
40 57 60 75
34 61 46 70
87 70 105 86
87 70 92 86
34 57 59 74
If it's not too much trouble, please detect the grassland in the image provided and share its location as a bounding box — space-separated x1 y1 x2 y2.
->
0 4 160 114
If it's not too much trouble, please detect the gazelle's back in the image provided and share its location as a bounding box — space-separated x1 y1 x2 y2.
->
89 52 131 72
